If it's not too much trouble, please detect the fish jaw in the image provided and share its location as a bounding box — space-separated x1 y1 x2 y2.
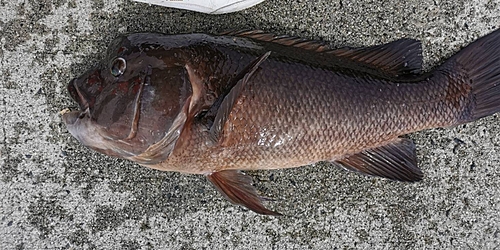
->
62 109 138 159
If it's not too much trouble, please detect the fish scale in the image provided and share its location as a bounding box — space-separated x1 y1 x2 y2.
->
189 61 441 170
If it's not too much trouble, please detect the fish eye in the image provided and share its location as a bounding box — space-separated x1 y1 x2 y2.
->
110 57 126 77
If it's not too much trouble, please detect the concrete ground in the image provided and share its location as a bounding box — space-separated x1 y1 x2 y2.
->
1 0 499 249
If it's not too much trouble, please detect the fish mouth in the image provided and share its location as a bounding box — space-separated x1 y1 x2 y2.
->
60 108 79 125
61 106 90 125
67 78 89 112
64 77 92 126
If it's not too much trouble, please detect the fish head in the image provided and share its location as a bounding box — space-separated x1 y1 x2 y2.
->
63 34 194 161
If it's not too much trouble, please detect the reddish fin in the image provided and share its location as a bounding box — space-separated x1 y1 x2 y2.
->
209 51 271 142
221 29 422 77
436 28 500 123
333 138 423 182
206 170 281 216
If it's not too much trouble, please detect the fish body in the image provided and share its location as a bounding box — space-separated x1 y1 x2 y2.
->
63 29 500 215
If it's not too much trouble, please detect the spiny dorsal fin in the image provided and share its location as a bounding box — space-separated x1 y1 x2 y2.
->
206 170 281 216
220 29 423 77
208 51 271 142
220 29 330 52
333 138 423 182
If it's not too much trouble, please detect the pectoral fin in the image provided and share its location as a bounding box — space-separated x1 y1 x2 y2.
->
333 138 423 182
206 170 281 216
206 51 271 142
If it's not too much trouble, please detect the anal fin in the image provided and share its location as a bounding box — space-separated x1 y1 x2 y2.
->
206 170 281 216
333 138 423 182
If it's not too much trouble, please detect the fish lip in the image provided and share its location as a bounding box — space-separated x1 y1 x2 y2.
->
61 107 90 126
61 110 81 125
68 78 90 112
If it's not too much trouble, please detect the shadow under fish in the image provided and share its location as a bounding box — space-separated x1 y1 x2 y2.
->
62 28 500 215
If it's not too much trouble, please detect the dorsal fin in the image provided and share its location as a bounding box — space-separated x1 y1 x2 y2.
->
220 29 423 77
220 29 330 52
327 39 423 76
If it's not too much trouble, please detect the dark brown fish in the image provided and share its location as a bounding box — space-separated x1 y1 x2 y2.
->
62 29 500 215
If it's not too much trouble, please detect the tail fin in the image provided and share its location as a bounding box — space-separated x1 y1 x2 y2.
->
438 28 500 122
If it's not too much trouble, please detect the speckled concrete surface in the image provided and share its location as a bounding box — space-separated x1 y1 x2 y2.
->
1 0 499 249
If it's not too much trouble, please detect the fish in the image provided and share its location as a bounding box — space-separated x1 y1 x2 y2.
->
62 29 500 215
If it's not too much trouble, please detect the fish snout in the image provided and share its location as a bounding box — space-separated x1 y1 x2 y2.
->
61 109 80 125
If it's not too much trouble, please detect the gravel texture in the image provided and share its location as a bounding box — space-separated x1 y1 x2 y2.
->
1 0 499 249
